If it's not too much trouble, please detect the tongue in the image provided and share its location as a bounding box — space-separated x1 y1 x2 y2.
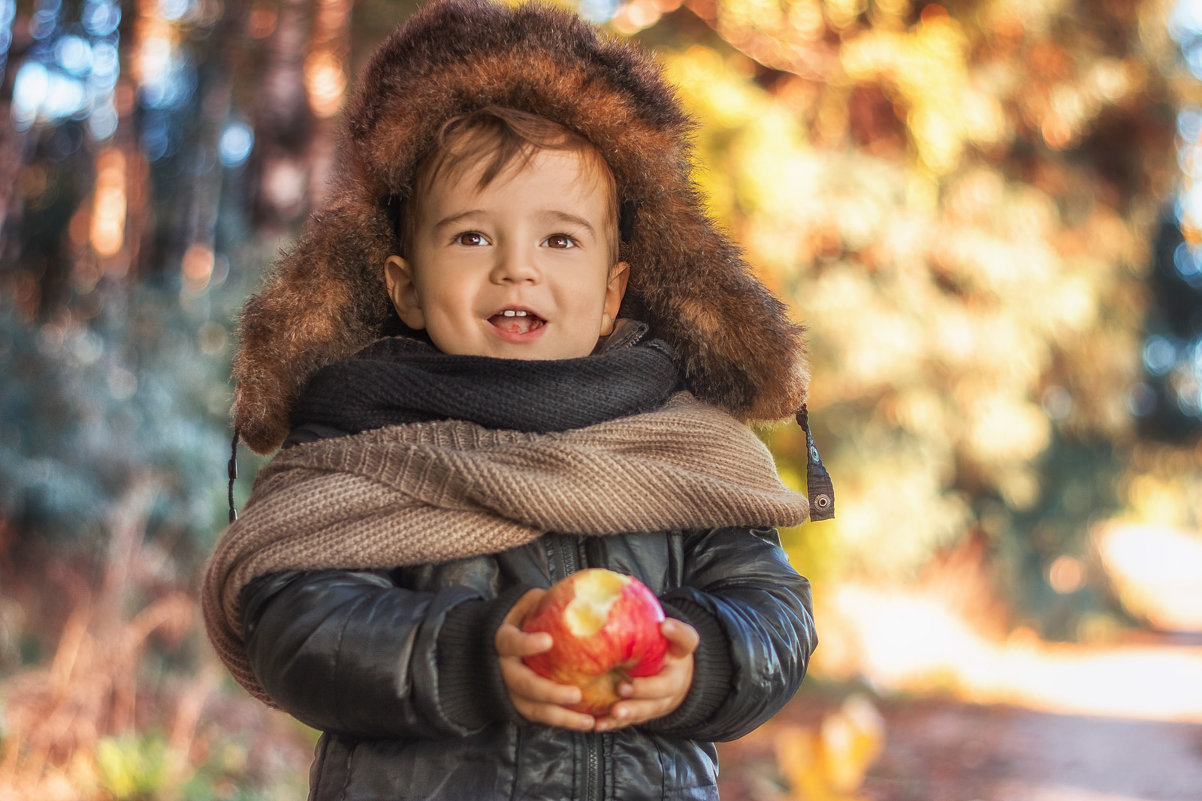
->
492 314 538 334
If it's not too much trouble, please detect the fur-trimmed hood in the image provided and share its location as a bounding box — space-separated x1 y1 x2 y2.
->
232 0 809 454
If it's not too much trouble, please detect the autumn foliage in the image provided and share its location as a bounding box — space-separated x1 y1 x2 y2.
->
1 1 1200 798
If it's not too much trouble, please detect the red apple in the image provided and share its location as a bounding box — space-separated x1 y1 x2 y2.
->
522 568 670 716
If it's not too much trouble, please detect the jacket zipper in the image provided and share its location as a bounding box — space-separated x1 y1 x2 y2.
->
561 532 578 577
547 533 603 801
580 733 598 801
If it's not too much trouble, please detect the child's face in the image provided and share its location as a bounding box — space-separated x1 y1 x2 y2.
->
385 147 628 360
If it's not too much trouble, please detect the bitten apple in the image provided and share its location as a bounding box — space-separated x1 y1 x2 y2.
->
522 568 670 716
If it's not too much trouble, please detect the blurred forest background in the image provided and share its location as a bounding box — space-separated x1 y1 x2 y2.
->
2 0 1202 799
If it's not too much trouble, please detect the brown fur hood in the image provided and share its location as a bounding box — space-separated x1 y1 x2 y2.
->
232 0 809 454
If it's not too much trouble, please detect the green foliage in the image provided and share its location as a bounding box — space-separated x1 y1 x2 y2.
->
96 734 171 800
92 728 307 801
0 273 255 562
178 736 309 801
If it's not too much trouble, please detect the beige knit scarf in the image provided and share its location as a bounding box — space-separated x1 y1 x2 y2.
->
202 392 810 704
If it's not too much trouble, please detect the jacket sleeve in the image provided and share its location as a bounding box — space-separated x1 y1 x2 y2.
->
241 569 529 738
649 525 816 742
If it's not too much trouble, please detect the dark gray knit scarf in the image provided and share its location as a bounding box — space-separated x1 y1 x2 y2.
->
289 325 681 435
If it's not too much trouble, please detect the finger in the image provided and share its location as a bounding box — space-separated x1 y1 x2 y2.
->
505 588 548 625
496 624 552 658
514 698 595 731
508 675 584 710
661 618 700 655
619 672 674 701
595 697 669 731
618 663 692 712
500 660 583 707
502 664 592 729
592 701 635 732
605 680 671 720
592 711 628 732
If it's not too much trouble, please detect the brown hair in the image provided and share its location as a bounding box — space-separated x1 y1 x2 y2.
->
397 106 619 259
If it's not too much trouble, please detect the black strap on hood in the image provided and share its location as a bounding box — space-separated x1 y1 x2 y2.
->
228 427 239 523
795 405 834 521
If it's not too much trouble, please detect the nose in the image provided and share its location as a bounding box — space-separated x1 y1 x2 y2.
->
490 243 540 284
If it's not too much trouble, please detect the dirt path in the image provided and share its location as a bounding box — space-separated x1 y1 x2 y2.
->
710 577 1202 801
861 701 1202 801
716 696 1202 801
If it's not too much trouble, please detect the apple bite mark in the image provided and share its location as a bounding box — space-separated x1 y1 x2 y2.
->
563 569 627 636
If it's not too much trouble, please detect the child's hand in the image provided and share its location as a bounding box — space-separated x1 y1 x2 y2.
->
496 588 596 731
593 617 700 733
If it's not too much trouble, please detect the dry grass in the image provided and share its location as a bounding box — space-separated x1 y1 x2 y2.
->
0 477 312 801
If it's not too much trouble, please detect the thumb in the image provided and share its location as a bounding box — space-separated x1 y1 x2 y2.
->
496 622 553 658
662 618 700 656
503 588 548 627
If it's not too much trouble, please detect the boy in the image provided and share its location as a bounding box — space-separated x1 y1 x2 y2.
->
384 105 712 733
204 1 829 798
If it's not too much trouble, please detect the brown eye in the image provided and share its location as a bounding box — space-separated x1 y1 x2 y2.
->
454 232 488 246
545 234 578 249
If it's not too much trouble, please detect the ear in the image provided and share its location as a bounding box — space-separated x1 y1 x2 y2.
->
600 261 630 336
384 255 427 330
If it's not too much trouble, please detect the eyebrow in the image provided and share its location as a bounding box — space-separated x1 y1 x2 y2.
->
432 209 599 235
543 210 597 237
431 210 486 231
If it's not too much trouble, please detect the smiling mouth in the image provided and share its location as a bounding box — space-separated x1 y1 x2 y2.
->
489 308 546 335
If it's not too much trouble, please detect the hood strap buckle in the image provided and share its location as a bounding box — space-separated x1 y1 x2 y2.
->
795 404 834 521
227 428 240 523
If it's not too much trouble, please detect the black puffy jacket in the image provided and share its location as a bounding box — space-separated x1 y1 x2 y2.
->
241 523 816 801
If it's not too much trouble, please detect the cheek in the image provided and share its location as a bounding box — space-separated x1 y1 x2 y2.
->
419 278 465 309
